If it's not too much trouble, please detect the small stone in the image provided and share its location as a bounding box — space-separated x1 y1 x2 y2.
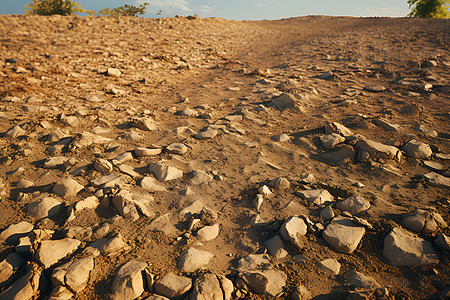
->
134 147 162 157
107 68 121 76
27 197 63 220
112 152 134 165
148 214 178 238
140 177 166 192
271 134 290 142
112 190 140 221
149 161 183 182
279 216 307 249
423 172 450 188
320 206 335 220
324 121 353 137
236 254 271 271
190 170 213 185
131 117 157 131
53 177 83 198
94 158 113 174
166 143 188 155
110 260 147 300
296 189 334 205
154 273 192 299
242 270 287 297
194 127 218 140
323 217 365 254
5 125 25 138
265 235 288 259
383 227 439 266
177 248 214 272
292 284 312 300
52 257 94 293
16 179 34 189
176 108 198 117
66 226 92 241
197 224 220 242
336 195 370 215
191 274 223 300
403 139 432 159
435 233 450 251
37 238 81 268
364 85 385 92
75 196 100 211
346 271 381 290
320 133 345 149
355 139 402 163
270 93 297 109
91 174 128 188
270 177 290 190
401 209 447 234
43 156 69 169
0 253 25 289
0 263 41 300
318 71 333 79
416 125 437 137
0 221 34 245
317 258 341 275
423 161 444 171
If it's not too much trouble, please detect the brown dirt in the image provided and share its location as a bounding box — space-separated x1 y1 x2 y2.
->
0 14 449 299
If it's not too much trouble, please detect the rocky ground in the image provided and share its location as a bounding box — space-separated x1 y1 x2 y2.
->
0 14 449 299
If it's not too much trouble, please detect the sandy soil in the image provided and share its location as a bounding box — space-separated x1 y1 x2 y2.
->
0 14 449 299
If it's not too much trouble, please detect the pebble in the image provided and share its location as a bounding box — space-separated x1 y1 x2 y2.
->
265 235 288 259
197 224 220 241
271 134 290 142
154 273 192 299
166 143 188 155
107 67 121 77
52 257 94 293
320 206 335 220
383 227 439 266
149 161 183 182
236 254 271 271
364 85 385 92
194 127 218 139
110 260 147 300
37 238 81 268
176 108 198 117
296 189 334 205
336 195 370 215
423 172 450 188
269 177 290 190
242 269 287 297
0 221 34 245
177 247 214 272
52 176 83 198
191 274 224 300
402 139 433 159
322 217 365 254
401 209 447 234
140 176 166 192
0 253 25 288
148 213 178 238
27 197 63 220
190 170 213 185
94 158 113 174
279 216 307 249
292 284 312 300
317 258 341 275
320 133 345 149
355 139 402 163
112 152 134 165
134 147 162 156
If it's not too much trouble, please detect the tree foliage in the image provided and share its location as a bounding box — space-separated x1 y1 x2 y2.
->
25 0 88 16
97 2 149 17
407 0 449 18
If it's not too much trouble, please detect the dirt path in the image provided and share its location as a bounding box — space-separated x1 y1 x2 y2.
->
0 15 449 299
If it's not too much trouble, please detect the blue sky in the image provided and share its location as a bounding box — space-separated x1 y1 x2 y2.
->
0 0 411 20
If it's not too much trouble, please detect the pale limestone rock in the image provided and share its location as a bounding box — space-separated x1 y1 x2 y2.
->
242 270 287 297
149 161 183 182
110 260 147 300
320 133 345 149
0 263 41 300
53 177 83 198
154 273 192 299
140 176 166 192
383 227 439 266
0 253 25 289
296 189 334 205
197 224 220 242
0 221 34 245
177 248 214 272
279 216 307 249
322 217 365 254
403 139 432 159
27 197 63 220
317 258 341 275
336 195 370 215
37 238 81 268
265 235 288 259
52 257 94 293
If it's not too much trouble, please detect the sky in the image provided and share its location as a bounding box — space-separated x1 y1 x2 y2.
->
0 0 412 20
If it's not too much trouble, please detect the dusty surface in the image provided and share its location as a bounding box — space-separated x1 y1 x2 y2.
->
0 14 449 299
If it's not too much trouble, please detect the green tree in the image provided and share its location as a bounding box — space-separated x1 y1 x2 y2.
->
97 2 149 17
407 0 449 18
25 0 89 16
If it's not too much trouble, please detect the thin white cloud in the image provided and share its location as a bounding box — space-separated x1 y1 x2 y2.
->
136 0 192 13
256 4 267 7
199 5 212 13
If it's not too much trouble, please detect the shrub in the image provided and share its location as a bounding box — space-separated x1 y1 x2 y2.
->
25 0 87 16
407 0 449 18
98 2 149 17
